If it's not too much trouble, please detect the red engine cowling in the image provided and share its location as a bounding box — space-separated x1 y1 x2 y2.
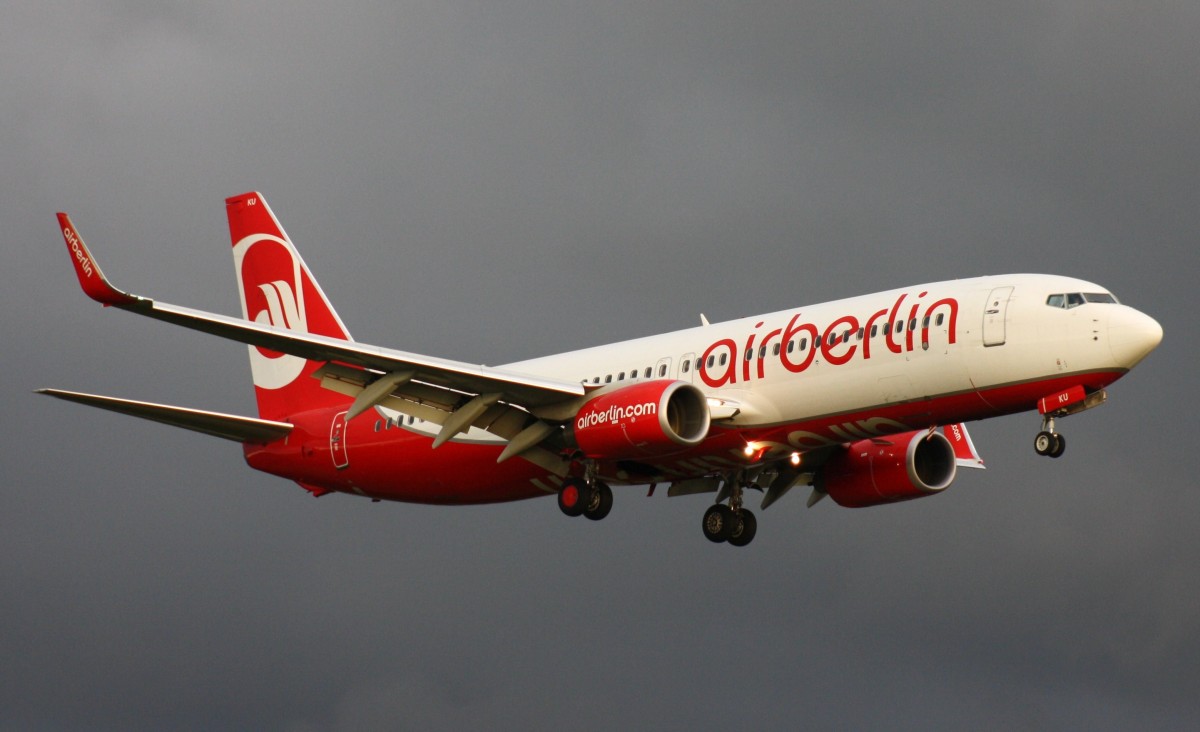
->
570 380 710 459
817 430 957 508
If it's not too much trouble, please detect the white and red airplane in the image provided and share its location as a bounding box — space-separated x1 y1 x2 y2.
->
41 192 1163 546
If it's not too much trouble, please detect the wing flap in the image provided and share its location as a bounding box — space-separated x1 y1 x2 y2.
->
37 389 293 443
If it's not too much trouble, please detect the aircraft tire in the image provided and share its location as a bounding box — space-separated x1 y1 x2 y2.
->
728 509 757 547
1034 431 1056 456
1049 433 1066 458
558 478 589 517
702 504 735 543
583 481 613 521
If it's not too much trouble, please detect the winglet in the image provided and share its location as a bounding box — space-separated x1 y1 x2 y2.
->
56 213 139 306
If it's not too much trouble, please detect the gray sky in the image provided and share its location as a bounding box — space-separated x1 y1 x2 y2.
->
3 2 1197 729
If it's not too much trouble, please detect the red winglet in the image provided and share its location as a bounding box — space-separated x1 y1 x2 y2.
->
56 213 137 306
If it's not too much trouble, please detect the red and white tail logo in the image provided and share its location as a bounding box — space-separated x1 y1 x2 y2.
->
227 192 351 419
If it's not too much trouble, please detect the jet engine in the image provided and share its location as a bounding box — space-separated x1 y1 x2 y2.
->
817 429 957 508
569 380 710 459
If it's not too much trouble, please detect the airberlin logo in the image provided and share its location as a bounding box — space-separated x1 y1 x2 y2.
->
698 291 959 388
232 233 309 390
63 226 94 278
576 401 657 430
254 280 304 331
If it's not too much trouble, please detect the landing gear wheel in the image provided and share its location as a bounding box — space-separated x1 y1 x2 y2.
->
582 481 613 521
1034 431 1056 456
557 478 589 517
702 504 735 543
728 509 757 547
1048 433 1066 458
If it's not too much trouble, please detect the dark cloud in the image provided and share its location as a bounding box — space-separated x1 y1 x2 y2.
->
3 2 1197 729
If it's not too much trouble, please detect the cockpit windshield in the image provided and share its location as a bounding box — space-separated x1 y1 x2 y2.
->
1046 292 1119 309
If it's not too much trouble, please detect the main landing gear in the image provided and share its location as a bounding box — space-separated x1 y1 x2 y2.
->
557 476 613 521
701 478 757 547
1034 416 1066 458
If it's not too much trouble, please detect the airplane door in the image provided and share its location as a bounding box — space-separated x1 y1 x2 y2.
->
330 411 349 469
655 356 673 379
680 352 697 383
983 286 1014 347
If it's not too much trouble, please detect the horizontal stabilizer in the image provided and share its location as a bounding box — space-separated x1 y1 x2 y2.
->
36 389 293 443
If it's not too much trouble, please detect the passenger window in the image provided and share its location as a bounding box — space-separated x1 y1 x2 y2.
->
787 340 795 353
870 325 878 338
719 353 727 366
744 349 753 362
772 343 781 356
896 321 904 333
644 367 652 378
758 345 766 359
935 313 944 326
682 360 690 373
658 364 667 377
604 375 612 383
374 420 382 432
707 355 715 368
842 331 852 344
908 318 917 331
800 338 808 351
857 328 864 340
922 316 930 328
617 372 625 381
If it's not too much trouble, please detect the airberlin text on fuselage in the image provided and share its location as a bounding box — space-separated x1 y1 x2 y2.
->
63 226 94 278
698 291 958 388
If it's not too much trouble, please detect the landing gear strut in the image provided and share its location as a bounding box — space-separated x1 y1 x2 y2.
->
557 465 613 521
1034 416 1066 458
701 476 757 547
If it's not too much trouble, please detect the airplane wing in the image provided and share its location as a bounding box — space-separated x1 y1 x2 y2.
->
55 213 586 413
37 389 293 443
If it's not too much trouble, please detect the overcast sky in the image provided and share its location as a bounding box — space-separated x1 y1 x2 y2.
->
3 2 1197 729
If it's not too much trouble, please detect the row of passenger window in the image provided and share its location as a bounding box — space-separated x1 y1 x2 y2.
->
581 313 948 384
585 362 671 385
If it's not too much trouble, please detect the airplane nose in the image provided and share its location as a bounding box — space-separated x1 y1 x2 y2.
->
1108 307 1163 369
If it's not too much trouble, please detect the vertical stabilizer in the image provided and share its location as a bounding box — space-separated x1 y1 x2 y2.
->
227 192 352 420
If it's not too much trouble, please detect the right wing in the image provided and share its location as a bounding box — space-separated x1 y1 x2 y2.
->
55 212 586 410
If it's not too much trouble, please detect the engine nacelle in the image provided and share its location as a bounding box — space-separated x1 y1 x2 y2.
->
817 430 958 508
570 380 710 459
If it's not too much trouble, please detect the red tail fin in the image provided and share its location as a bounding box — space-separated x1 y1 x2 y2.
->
227 192 352 421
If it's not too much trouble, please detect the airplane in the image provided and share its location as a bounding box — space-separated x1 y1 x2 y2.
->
40 192 1163 546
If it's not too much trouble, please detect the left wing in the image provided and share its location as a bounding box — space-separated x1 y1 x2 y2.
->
36 389 293 443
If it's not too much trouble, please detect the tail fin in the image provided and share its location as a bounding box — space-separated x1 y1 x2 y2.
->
227 192 352 420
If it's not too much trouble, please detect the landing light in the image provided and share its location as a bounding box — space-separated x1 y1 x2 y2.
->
743 442 758 457
790 452 802 466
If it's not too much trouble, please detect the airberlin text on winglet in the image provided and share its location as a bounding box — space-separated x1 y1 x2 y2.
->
56 213 136 307
62 220 94 279
697 291 959 387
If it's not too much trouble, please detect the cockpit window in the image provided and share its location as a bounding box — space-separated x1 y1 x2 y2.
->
1046 292 1118 309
